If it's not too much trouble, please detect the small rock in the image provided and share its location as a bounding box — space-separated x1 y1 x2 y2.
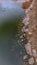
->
35 58 37 62
28 57 34 65
23 17 29 23
21 26 25 32
22 27 29 33
25 21 29 26
25 43 32 55
32 49 37 57
20 35 23 38
28 40 31 43
23 55 28 60
25 29 29 32
28 32 32 35
21 39 24 42
23 17 29 26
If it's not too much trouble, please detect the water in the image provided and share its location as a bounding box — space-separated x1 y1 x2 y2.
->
0 2 26 65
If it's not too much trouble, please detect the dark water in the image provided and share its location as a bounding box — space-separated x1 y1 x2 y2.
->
0 2 26 65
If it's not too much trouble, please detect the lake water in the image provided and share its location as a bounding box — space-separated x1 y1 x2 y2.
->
0 2 26 65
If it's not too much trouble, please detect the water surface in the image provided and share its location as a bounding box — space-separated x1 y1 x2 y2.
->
0 2 26 65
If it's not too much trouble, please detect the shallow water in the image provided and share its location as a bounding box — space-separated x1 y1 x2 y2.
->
0 2 26 65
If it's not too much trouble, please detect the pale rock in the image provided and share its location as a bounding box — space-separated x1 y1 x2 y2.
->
32 49 37 57
23 26 25 29
23 18 29 26
25 29 29 32
22 26 29 32
25 42 32 55
28 32 32 35
20 35 23 38
22 26 25 32
21 39 23 42
28 40 31 43
35 58 37 62
23 17 29 23
28 57 34 65
23 34 26 37
25 21 29 26
25 10 30 16
23 55 28 60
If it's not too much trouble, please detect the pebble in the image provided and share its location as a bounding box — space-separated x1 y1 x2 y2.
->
20 35 23 39
23 21 29 26
32 49 37 57
23 17 29 23
25 42 32 55
22 26 29 33
21 39 24 42
21 26 25 32
25 21 29 26
28 32 32 35
28 57 34 65
23 55 28 60
35 58 37 62
23 18 29 26
25 29 29 32
28 40 31 43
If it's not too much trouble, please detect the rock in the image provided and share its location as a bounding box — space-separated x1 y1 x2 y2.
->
25 17 29 22
20 35 23 39
21 26 25 32
22 26 29 33
25 29 29 32
35 58 37 62
23 18 29 26
25 42 32 55
23 55 28 60
32 49 37 57
23 34 26 37
23 17 29 23
25 21 29 26
28 57 34 65
21 39 24 42
28 32 32 35
28 40 31 43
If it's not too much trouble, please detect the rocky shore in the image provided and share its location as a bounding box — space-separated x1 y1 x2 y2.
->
21 0 37 65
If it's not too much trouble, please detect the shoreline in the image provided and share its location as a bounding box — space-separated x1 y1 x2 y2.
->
21 0 37 65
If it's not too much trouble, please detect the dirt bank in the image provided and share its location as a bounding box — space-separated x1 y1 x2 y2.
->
27 0 37 65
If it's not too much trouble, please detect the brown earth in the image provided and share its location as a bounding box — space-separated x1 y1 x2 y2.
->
27 0 37 65
22 0 37 65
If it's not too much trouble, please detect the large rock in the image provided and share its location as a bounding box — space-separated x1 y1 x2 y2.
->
25 42 32 55
28 57 34 65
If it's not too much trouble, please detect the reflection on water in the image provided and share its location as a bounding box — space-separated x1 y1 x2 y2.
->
0 2 26 65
